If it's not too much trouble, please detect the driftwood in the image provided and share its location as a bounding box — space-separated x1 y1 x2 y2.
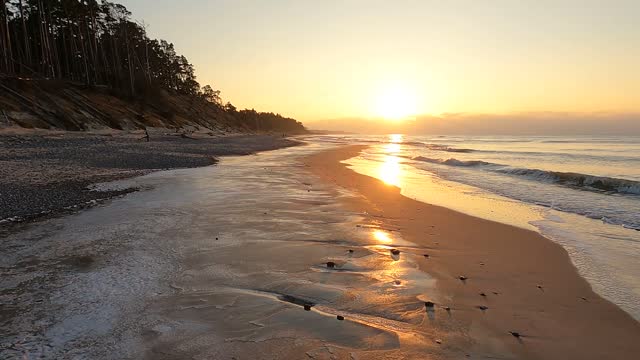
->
180 133 197 140
139 128 150 142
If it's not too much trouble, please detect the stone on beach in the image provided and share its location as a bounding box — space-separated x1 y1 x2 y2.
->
304 305 312 311
326 261 336 268
336 315 344 320
424 301 435 309
459 275 468 281
477 305 488 311
509 331 522 338
390 249 401 255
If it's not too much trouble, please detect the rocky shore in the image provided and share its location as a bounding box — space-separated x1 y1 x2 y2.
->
0 129 300 232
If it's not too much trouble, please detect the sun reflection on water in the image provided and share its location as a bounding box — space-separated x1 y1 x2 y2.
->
379 134 405 187
389 134 403 143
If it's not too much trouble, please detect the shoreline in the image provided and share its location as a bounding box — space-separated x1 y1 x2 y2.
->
306 145 640 359
0 129 301 234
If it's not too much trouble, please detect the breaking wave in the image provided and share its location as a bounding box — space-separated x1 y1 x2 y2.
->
399 142 474 153
413 156 491 167
412 156 640 195
497 168 640 195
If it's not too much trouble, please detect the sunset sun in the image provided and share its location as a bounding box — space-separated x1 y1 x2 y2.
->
374 86 419 120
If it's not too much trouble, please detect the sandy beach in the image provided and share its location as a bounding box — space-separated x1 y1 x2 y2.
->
306 145 640 359
2 141 639 359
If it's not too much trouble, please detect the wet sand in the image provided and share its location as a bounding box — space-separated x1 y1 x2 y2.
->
306 145 640 360
3 142 639 359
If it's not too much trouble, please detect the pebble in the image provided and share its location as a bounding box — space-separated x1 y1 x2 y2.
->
459 275 468 281
390 249 400 255
304 305 311 311
336 315 344 320
424 301 435 308
477 305 488 311
326 261 336 268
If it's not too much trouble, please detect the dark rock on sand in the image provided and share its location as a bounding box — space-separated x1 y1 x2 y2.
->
509 331 522 338
459 275 468 281
61 254 94 269
277 294 315 309
424 301 435 309
390 249 400 255
326 261 336 268
336 315 344 320
477 305 488 311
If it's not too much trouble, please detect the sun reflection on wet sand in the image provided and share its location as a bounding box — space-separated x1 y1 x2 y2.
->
373 229 393 243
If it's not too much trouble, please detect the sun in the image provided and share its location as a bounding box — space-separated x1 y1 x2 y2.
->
374 85 418 120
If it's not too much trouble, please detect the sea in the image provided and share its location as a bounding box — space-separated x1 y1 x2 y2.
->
311 134 640 320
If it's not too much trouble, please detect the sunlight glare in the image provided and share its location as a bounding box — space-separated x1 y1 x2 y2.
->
379 155 402 186
374 86 418 120
373 230 393 243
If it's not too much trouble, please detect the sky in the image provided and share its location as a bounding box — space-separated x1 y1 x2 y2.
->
120 0 639 132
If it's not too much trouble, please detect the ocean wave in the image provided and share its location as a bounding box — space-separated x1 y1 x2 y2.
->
411 156 640 195
496 168 640 195
424 144 474 153
413 156 491 167
400 142 474 153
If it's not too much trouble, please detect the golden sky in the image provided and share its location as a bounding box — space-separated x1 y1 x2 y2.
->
122 0 639 123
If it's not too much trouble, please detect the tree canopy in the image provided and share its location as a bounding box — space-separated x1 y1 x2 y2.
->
0 0 306 133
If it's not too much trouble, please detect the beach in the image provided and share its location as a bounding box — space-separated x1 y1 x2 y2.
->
307 145 640 359
1 139 639 359
0 129 299 233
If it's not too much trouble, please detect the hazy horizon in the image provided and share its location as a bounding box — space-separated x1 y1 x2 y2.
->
305 112 640 135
